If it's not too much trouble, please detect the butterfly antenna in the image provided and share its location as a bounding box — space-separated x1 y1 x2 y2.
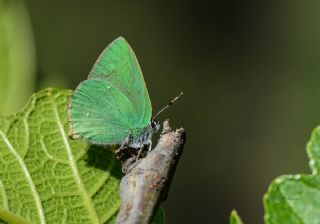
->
152 92 183 120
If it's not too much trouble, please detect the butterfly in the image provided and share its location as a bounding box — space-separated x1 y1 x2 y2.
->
68 37 182 154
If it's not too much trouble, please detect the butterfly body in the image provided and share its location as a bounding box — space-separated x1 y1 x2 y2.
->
68 37 158 152
120 121 159 151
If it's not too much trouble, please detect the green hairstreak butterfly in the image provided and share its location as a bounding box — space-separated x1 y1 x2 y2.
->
68 37 182 154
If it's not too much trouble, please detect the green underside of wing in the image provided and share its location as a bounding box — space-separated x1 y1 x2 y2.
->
89 37 152 126
70 79 149 145
69 37 153 146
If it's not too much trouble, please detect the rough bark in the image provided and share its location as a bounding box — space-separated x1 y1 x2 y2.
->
116 120 186 224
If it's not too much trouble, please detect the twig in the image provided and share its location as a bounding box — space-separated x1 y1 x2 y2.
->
116 120 186 224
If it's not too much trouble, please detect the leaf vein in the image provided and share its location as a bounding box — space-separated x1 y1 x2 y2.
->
0 179 8 209
0 130 46 224
278 184 305 224
52 97 100 223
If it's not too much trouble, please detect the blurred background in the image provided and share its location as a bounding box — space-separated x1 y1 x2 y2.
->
1 0 320 223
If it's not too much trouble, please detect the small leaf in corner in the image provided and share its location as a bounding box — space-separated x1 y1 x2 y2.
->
263 126 320 223
230 210 243 224
152 208 165 224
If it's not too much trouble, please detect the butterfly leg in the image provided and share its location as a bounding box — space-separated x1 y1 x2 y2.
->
135 143 143 159
116 142 126 155
120 133 133 149
116 134 133 158
147 140 152 153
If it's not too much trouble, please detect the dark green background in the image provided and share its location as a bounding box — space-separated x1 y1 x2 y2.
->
11 1 320 223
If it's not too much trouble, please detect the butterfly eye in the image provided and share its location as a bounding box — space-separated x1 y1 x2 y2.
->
151 121 156 129
151 120 160 131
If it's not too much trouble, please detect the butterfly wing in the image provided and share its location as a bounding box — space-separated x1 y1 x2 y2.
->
88 37 152 128
69 37 152 145
69 79 137 145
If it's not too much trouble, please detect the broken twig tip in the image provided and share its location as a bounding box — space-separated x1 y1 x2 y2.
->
162 119 171 134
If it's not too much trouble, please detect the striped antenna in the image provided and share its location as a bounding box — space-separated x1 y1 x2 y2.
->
152 92 183 120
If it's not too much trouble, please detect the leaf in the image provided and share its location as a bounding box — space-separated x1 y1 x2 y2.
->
0 0 36 116
229 210 243 224
151 208 165 224
264 126 320 224
0 88 164 224
0 88 122 223
306 126 320 175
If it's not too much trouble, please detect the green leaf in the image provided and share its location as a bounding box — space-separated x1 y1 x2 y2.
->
151 208 165 224
306 126 320 175
0 88 164 224
264 126 320 224
0 88 122 223
229 210 243 224
0 0 36 116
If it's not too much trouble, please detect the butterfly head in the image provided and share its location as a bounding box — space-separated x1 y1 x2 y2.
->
150 119 160 132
